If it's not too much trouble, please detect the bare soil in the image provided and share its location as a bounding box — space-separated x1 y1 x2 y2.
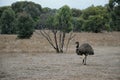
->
0 31 120 80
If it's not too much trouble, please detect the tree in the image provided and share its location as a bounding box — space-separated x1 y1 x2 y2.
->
83 15 105 33
36 5 75 53
0 8 16 34
17 12 34 38
0 6 10 18
72 17 84 32
108 0 120 31
12 1 42 21
56 5 73 32
54 5 73 53
81 5 109 32
35 7 57 29
71 8 82 17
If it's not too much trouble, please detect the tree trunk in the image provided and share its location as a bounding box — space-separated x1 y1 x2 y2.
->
59 32 65 53
53 31 60 53
55 47 60 53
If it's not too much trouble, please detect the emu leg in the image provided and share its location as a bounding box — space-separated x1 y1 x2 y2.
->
82 58 84 64
84 55 87 65
82 55 85 64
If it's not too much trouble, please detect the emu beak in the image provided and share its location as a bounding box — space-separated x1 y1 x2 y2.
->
75 41 79 44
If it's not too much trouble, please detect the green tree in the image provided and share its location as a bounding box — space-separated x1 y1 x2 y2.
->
71 8 82 17
56 5 73 33
0 6 10 18
12 1 42 21
35 7 57 29
72 17 84 32
82 5 109 32
0 8 16 34
83 15 105 33
108 0 120 31
55 5 73 52
17 12 34 38
37 5 74 53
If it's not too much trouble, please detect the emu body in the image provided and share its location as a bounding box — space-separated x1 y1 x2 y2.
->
75 42 94 65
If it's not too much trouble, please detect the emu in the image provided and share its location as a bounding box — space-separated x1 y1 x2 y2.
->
75 41 94 65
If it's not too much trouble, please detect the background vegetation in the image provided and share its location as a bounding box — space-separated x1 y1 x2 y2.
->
0 0 119 35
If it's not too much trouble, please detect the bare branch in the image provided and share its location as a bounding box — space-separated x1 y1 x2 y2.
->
35 30 56 50
58 31 62 51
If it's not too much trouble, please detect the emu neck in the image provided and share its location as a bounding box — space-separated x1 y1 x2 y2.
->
76 43 79 48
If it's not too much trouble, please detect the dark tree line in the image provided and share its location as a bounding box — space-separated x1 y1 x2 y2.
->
0 0 120 37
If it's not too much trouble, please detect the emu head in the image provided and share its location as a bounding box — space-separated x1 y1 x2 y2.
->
75 41 81 55
75 41 79 48
75 41 79 45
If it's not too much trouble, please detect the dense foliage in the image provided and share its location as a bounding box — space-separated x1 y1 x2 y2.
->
17 12 34 38
0 0 119 35
12 1 42 21
0 1 40 38
78 5 110 32
55 5 73 33
0 8 16 34
108 0 120 31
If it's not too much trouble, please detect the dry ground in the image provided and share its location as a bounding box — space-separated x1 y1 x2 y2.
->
0 31 120 80
0 46 120 80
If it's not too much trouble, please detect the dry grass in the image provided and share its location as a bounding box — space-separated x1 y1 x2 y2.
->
0 31 120 53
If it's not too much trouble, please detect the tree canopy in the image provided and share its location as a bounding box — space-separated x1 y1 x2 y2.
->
0 8 16 34
17 12 34 38
56 5 73 33
0 0 119 35
108 0 120 31
12 1 42 21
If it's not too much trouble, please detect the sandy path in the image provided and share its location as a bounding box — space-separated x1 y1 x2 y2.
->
0 46 120 80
